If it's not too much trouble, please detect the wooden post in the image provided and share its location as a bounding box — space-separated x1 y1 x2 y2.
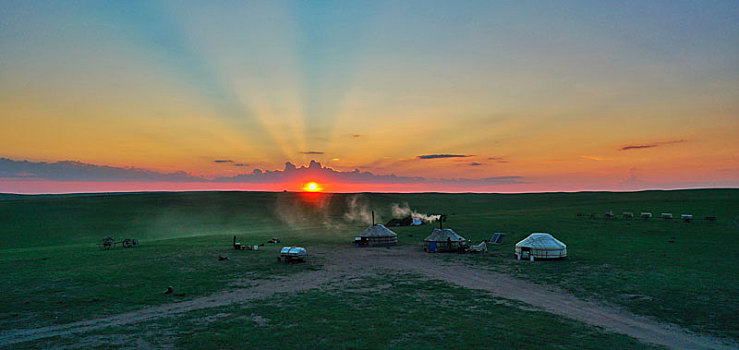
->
372 211 375 226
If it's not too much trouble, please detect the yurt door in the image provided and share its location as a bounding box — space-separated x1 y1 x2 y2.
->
429 241 437 252
521 247 531 259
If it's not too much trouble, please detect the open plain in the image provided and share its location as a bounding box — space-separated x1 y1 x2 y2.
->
1 189 737 349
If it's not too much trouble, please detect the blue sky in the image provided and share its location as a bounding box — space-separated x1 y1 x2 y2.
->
1 0 737 192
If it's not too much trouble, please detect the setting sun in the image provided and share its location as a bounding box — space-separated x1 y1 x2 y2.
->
303 182 322 192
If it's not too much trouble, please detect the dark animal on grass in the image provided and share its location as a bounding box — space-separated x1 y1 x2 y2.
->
163 286 173 294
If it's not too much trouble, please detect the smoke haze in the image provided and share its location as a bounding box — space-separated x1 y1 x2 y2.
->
391 202 441 223
343 195 378 225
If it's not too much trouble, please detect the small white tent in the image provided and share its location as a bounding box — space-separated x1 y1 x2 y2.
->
515 233 567 260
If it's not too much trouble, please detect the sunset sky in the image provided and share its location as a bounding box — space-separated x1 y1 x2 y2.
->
1 1 738 193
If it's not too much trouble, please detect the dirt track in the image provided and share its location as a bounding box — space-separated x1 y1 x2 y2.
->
1 246 736 349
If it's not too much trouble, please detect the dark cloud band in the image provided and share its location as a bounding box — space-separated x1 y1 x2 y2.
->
417 154 474 160
621 140 684 151
0 158 526 186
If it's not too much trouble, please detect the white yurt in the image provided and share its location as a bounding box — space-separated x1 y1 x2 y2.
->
515 233 567 260
358 224 398 247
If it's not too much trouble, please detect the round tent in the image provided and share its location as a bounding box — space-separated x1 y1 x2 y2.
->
358 224 398 247
515 233 567 259
424 228 466 252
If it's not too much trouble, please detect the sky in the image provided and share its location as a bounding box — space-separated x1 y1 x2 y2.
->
1 0 738 193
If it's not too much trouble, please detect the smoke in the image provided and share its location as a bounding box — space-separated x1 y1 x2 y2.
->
343 194 378 225
391 202 441 223
271 193 382 232
273 192 334 228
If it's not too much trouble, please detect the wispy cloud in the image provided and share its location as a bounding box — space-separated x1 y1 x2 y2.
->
300 151 324 155
469 162 483 166
417 154 475 160
621 145 656 151
581 155 610 161
439 176 526 185
215 160 249 167
620 139 684 151
487 157 508 163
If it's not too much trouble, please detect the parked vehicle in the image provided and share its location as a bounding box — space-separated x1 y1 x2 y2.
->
278 247 307 262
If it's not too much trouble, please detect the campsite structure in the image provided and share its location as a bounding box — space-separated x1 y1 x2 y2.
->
355 224 398 247
386 216 422 227
424 228 467 252
355 212 398 247
423 215 467 253
515 233 567 260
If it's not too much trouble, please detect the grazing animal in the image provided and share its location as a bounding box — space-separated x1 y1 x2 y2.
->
163 286 173 294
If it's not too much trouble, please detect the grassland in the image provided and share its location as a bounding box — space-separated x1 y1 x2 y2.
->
1 189 737 347
18 274 661 350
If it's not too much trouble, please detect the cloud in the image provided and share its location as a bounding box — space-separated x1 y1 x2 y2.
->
216 159 249 167
300 151 324 155
416 154 475 160
0 158 203 182
621 145 656 151
351 134 362 138
581 155 609 161
469 162 483 166
1 158 528 187
215 160 526 185
438 176 526 185
487 157 508 163
620 139 684 151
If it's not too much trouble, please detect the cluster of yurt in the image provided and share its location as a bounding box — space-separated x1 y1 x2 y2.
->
353 210 568 261
514 233 567 260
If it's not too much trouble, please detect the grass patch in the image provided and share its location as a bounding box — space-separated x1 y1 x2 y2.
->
0 236 321 329
19 274 663 349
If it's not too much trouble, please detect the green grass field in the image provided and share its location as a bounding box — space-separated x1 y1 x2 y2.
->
18 274 661 350
1 189 737 347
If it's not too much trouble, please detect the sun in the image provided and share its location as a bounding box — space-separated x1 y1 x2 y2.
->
302 182 323 192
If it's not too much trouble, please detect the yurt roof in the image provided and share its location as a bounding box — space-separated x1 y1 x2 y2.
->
515 233 566 249
424 228 466 242
360 224 398 238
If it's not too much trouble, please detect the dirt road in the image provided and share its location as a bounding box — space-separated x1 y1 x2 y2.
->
1 246 735 349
